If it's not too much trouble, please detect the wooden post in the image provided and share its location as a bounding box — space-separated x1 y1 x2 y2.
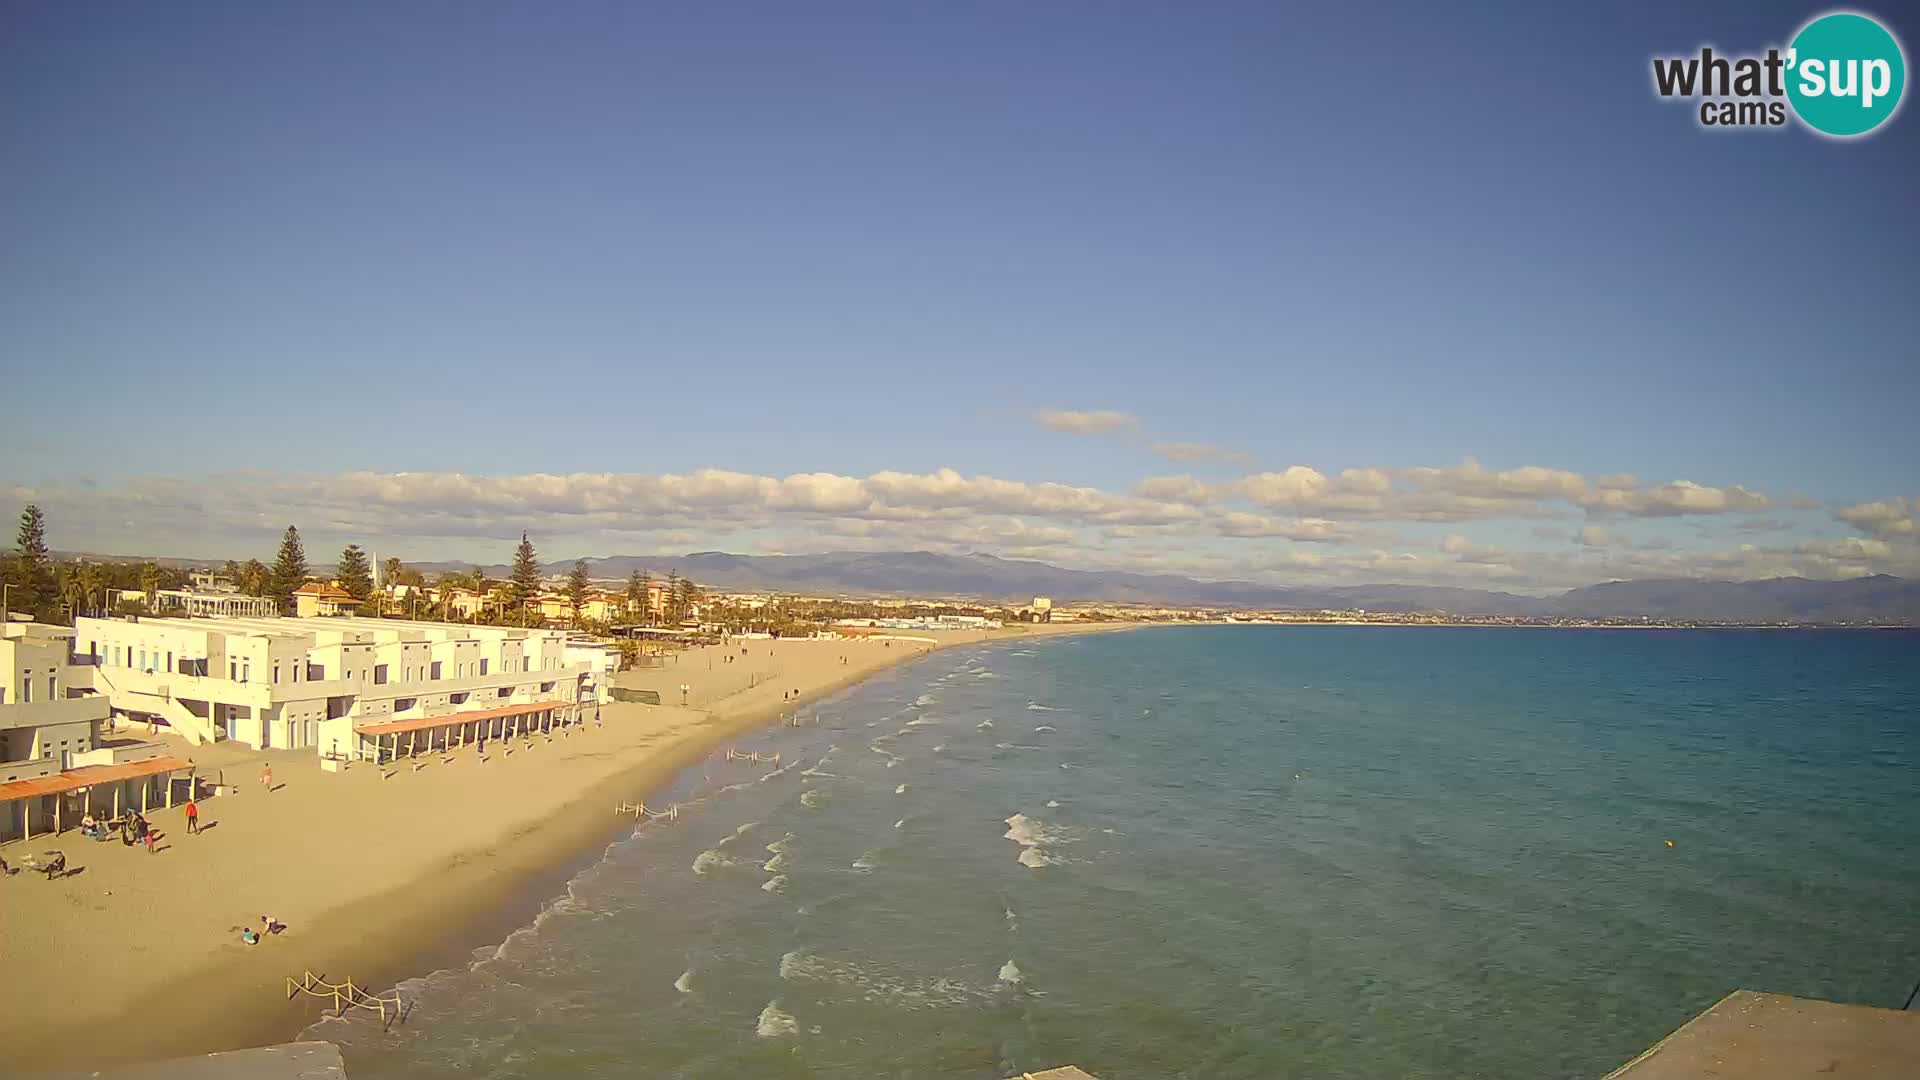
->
24 800 31 841
141 777 149 814
167 770 175 808
55 793 62 834
114 784 121 818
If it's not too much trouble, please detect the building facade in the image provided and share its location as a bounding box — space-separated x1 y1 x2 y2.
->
73 614 609 756
2 621 186 844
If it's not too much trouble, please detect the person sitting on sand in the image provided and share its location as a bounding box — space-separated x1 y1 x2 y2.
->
241 926 258 945
262 914 284 934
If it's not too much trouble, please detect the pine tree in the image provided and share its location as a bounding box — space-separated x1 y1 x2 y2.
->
139 561 161 602
12 504 53 618
508 532 541 625
637 569 654 625
625 568 644 622
664 570 681 624
268 526 309 612
337 544 374 600
567 559 591 624
240 559 270 596
675 575 698 625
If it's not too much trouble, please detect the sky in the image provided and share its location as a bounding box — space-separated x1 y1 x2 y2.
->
2 1 1916 592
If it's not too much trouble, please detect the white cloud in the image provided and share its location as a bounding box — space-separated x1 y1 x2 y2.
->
1152 441 1250 465
1834 497 1915 538
1033 409 1137 434
9 461 1906 593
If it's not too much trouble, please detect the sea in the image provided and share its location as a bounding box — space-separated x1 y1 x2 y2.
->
310 626 1920 1079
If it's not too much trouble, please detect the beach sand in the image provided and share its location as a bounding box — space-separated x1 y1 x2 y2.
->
0 625 1115 1073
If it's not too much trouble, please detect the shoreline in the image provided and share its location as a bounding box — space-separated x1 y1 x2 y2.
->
6 623 1125 1075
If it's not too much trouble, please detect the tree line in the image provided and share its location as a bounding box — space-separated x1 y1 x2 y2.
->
3 505 708 633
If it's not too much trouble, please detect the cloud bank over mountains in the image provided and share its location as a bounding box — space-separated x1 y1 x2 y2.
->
8 453 1914 593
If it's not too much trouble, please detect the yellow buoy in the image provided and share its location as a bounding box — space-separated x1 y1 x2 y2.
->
1665 840 1674 848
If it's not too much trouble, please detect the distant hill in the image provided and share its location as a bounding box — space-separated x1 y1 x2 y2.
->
1550 574 1920 623
414 549 1918 622
48 546 1916 622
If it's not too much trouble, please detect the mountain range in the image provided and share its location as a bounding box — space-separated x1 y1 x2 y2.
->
396 549 1920 624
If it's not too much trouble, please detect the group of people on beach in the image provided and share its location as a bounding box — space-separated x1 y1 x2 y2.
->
78 810 159 852
239 913 285 946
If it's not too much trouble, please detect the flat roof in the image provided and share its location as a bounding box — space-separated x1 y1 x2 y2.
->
1605 991 1920 1080
0 755 193 803
354 699 571 738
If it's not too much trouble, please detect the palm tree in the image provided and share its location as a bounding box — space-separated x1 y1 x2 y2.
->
76 562 105 618
54 563 83 623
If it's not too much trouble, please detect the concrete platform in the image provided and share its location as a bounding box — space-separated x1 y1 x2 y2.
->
1605 990 1920 1080
69 1041 346 1080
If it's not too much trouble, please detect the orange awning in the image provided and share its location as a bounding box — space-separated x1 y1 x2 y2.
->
354 700 569 738
0 756 193 803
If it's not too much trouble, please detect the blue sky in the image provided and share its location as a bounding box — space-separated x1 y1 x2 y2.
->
2 2 1915 589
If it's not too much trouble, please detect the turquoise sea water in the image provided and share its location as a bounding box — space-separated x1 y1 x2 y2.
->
314 627 1920 1079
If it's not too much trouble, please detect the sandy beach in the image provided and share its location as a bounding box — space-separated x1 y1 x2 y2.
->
0 624 1117 1074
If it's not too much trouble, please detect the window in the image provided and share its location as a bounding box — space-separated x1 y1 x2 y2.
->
480 659 489 676
19 678 29 704
167 651 174 673
49 675 57 699
230 661 238 681
431 661 442 680
374 664 389 685
241 660 250 683
273 663 281 685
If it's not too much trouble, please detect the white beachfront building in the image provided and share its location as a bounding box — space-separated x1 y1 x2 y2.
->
73 614 614 758
2 620 190 844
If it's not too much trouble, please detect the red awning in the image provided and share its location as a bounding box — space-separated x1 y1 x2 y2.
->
354 700 569 738
0 756 193 803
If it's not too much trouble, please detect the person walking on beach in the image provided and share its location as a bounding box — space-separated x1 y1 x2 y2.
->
185 797 199 835
144 823 157 854
260 762 273 792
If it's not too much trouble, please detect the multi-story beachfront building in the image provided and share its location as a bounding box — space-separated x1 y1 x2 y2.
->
73 614 612 756
2 620 189 843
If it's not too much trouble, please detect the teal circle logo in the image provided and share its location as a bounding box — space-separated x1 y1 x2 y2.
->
1786 12 1906 137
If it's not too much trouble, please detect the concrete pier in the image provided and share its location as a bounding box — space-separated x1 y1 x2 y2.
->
1605 990 1920 1080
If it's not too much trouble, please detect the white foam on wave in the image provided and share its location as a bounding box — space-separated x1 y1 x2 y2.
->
894 818 905 829
693 849 735 875
764 852 788 873
780 949 996 1009
1017 847 1058 869
932 743 946 753
894 783 908 794
1045 799 1060 808
801 788 827 809
905 716 940 727
716 821 759 848
674 969 694 993
756 1001 799 1038
766 833 793 855
996 742 1043 750
998 960 1024 984
762 874 788 894
977 720 994 730
851 853 877 873
1033 725 1056 733
914 691 939 706
1026 702 1058 711
886 757 902 768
